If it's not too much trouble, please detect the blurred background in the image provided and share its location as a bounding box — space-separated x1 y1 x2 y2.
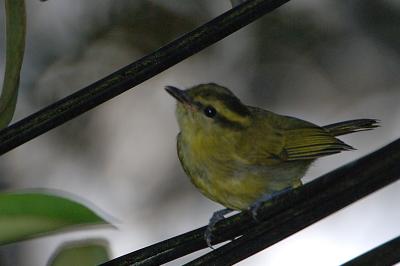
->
0 0 399 265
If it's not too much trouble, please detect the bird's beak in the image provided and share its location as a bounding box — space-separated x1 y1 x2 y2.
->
165 86 192 105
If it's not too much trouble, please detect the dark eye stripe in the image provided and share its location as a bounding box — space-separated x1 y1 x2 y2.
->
195 101 247 130
214 115 246 130
212 94 250 117
195 89 250 117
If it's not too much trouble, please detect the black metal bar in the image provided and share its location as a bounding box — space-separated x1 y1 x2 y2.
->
342 235 400 266
0 0 290 155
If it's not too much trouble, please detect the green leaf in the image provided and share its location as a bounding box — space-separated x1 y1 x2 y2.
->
0 0 26 128
0 191 110 245
49 239 110 266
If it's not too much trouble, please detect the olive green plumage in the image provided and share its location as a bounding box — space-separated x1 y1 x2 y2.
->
166 83 379 210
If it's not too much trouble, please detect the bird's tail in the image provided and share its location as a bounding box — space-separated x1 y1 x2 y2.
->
323 119 379 136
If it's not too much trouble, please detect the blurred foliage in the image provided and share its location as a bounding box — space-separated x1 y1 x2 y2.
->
104 1 200 53
350 0 400 54
250 10 343 105
0 0 26 128
48 239 110 266
0 191 109 245
246 2 400 108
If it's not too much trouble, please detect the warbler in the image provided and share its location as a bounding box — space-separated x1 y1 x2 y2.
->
165 83 378 243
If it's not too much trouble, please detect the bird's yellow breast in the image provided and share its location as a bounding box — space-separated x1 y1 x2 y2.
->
177 132 304 210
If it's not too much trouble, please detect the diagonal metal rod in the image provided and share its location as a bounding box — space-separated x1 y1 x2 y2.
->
341 235 400 266
0 0 290 155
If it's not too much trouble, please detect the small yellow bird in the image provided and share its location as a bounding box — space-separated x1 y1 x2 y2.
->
166 83 378 242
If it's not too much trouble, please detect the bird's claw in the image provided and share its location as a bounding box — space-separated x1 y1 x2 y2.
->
204 208 232 248
204 226 215 249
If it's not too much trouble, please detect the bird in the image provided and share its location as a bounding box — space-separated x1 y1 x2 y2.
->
165 83 378 246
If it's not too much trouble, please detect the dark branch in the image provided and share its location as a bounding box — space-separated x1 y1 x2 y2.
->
342 235 400 266
0 0 290 155
102 138 400 266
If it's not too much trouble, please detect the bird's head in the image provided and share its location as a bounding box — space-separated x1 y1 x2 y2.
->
165 83 251 136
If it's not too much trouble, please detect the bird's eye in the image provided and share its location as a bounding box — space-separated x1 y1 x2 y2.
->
203 106 217 118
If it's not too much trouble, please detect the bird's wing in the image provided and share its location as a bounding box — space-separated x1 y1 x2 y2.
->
237 108 354 163
282 127 354 160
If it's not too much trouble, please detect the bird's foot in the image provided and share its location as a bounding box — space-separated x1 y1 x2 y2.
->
249 187 292 221
204 208 233 248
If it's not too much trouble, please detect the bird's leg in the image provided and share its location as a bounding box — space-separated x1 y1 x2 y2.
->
249 187 292 221
204 208 233 248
